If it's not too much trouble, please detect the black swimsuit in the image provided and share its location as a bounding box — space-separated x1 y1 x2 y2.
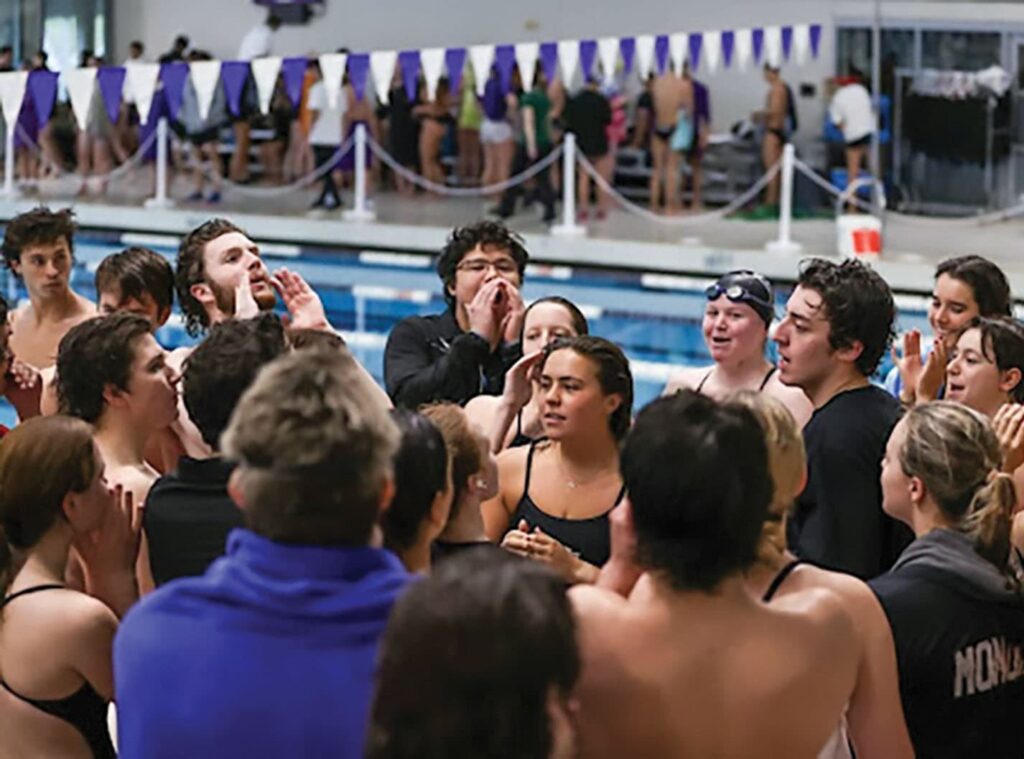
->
508 410 534 449
0 584 116 759
695 366 777 394
508 441 624 567
761 559 805 602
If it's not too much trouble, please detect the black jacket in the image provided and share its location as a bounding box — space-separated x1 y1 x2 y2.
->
383 308 521 408
870 530 1024 759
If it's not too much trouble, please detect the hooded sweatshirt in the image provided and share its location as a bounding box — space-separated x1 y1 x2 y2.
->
870 529 1024 759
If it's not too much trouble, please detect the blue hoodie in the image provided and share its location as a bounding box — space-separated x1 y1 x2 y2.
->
114 528 411 759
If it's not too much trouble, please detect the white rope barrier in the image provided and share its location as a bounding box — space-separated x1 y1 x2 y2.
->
791 158 877 214
216 134 357 198
366 134 564 197
12 124 158 185
574 152 782 226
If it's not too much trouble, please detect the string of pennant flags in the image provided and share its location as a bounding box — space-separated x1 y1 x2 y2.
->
0 23 821 137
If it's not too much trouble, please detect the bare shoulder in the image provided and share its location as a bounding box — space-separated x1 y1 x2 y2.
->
107 464 158 505
464 394 500 424
570 585 633 654
770 585 857 646
663 366 709 396
71 293 96 321
785 564 887 637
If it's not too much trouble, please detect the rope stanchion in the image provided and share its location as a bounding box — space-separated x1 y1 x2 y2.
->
575 151 781 226
12 123 159 186
367 134 563 197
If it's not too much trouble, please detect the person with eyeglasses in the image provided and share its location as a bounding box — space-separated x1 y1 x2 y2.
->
385 221 528 408
773 258 912 580
664 271 812 428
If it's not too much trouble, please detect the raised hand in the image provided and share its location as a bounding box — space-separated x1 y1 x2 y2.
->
74 485 142 579
465 279 503 350
272 268 330 331
498 281 526 345
916 338 948 404
501 350 544 414
994 403 1024 473
233 273 260 320
891 330 923 404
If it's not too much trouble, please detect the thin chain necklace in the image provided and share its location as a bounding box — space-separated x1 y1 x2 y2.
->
557 445 610 490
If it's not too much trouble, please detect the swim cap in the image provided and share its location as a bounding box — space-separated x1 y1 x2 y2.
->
705 271 775 327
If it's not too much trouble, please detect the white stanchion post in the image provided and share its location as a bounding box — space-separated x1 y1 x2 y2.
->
551 132 585 237
144 117 173 209
343 124 376 222
765 143 802 254
2 121 19 200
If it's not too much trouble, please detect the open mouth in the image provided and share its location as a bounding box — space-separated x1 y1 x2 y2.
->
543 413 566 424
946 382 965 396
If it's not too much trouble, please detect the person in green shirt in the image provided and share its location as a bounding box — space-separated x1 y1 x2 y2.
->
495 68 556 222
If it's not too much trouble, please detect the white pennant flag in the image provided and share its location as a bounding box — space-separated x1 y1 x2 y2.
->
189 60 221 122
0 71 29 125
558 39 579 86
734 29 753 71
514 42 539 90
421 47 445 101
634 35 655 80
65 67 97 131
597 37 619 81
669 33 688 76
250 56 282 115
764 26 782 68
318 52 347 110
468 45 494 96
125 62 160 124
370 50 398 105
793 24 811 65
703 31 722 73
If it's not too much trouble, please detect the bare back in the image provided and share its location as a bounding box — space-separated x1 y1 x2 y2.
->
8 294 95 370
572 577 859 758
651 74 684 131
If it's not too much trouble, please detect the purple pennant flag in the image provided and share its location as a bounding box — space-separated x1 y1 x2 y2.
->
579 40 597 81
96 66 126 125
398 50 420 102
27 69 58 124
654 35 669 75
721 30 735 67
140 90 166 161
688 33 703 71
539 42 559 85
619 37 635 74
348 53 369 101
494 45 515 95
781 26 794 61
220 61 250 117
752 28 765 64
810 24 822 59
160 61 189 120
445 48 466 94
280 57 306 109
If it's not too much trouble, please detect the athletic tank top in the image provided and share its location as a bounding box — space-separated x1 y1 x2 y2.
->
761 561 853 759
695 366 777 395
0 585 116 759
508 441 623 567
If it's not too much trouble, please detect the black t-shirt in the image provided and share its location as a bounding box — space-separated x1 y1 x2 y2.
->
565 89 611 157
144 456 243 586
871 533 1024 759
789 386 912 579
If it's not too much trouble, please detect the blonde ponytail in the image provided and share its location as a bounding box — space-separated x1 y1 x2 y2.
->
963 472 1017 571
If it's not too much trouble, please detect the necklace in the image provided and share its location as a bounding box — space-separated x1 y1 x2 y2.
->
557 447 608 490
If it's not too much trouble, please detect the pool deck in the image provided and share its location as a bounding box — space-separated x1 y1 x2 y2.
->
1 168 1023 295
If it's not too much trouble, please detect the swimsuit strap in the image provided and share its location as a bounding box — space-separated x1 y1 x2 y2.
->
613 484 627 507
521 440 540 505
1 584 65 608
515 409 525 440
694 369 714 394
759 366 777 391
762 559 804 602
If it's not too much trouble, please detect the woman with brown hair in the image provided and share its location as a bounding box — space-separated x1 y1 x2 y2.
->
873 401 1024 758
483 336 632 583
0 415 140 758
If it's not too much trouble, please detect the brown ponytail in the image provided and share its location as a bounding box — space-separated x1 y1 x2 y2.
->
963 472 1017 571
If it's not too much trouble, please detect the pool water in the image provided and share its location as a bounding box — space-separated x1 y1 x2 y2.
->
0 231 931 428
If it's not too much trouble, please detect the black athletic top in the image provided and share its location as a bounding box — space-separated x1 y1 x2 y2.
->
694 366 776 395
790 386 912 579
0 585 116 759
508 441 623 567
870 530 1024 759
761 558 805 602
509 410 534 449
384 307 522 409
